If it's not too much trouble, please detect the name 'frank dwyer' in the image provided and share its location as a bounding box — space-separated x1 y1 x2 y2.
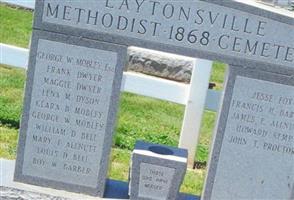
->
44 1 294 64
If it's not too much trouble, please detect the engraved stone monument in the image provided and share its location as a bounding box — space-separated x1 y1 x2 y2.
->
129 141 188 200
203 66 294 200
11 0 294 199
34 0 293 69
14 30 126 196
200 2 294 200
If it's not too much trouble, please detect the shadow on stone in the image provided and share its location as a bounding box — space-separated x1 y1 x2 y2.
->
104 179 129 199
177 193 201 200
103 179 200 200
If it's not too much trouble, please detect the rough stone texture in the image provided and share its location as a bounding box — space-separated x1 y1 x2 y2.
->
0 187 68 200
129 141 188 200
203 65 294 200
14 30 127 197
127 47 194 83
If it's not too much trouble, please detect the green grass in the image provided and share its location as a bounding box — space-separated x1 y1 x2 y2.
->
115 93 184 149
0 65 26 128
211 61 226 90
0 125 18 159
197 111 217 162
0 4 227 195
0 4 33 48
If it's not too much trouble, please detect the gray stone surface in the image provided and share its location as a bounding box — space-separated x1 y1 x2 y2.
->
11 0 294 199
14 30 127 197
0 186 199 200
127 47 194 83
0 187 68 200
203 65 294 200
1 159 199 200
258 0 291 7
129 141 188 200
34 0 294 70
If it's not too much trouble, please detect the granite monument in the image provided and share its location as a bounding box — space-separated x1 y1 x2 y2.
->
14 30 126 196
203 66 294 200
13 0 294 199
129 141 188 200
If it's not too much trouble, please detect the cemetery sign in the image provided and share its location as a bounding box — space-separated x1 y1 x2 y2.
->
34 0 294 68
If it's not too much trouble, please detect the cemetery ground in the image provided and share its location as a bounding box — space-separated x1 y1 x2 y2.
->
0 4 225 196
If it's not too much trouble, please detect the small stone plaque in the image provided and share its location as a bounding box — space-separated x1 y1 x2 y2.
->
138 163 175 200
14 30 126 196
130 141 188 200
203 67 294 200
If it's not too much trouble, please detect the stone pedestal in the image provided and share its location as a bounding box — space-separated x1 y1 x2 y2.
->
129 141 188 200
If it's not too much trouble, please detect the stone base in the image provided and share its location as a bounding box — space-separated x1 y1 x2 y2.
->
1 186 68 200
0 159 199 200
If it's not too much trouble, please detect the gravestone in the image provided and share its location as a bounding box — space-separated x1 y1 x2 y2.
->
200 2 294 200
203 66 294 199
13 0 294 198
129 141 188 200
14 30 126 196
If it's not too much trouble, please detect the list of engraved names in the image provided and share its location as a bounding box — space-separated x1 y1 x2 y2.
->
227 77 293 156
139 163 175 200
211 76 294 199
22 39 118 187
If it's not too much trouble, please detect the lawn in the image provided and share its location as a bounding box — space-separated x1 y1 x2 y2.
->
0 3 226 195
0 4 32 47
